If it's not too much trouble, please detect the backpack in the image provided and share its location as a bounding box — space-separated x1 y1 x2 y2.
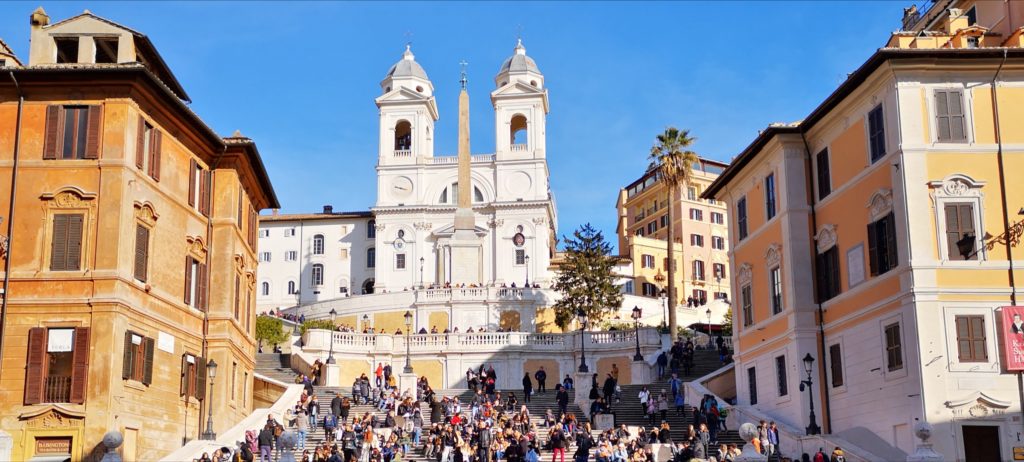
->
273 424 283 438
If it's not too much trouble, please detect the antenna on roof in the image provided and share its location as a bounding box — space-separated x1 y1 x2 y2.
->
404 30 413 48
459 60 469 89
516 24 524 41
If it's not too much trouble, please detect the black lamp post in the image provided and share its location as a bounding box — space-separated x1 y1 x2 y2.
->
659 288 667 329
577 309 589 372
525 254 530 287
419 257 425 289
706 307 712 347
403 310 414 373
201 358 218 440
631 306 643 361
327 308 337 364
800 353 822 435
362 314 370 332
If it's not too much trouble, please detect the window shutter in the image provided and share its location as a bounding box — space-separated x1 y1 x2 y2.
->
180 354 188 396
84 105 102 159
134 225 149 282
150 130 162 181
142 336 155 385
203 170 213 217
949 90 966 141
24 327 46 405
122 331 134 379
973 316 987 360
50 214 69 271
198 263 208 311
815 252 827 303
196 358 207 401
867 222 879 276
944 204 962 259
188 159 197 207
135 117 146 169
66 214 83 271
234 275 240 320
43 105 62 160
70 327 90 403
935 90 951 141
184 257 193 305
885 214 898 270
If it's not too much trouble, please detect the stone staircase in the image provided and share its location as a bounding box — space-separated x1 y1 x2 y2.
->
256 353 298 384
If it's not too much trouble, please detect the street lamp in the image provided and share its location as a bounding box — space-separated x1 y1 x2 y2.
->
403 310 414 373
362 314 370 332
419 257 425 289
201 358 218 440
327 308 337 365
525 254 530 287
631 306 643 361
577 309 589 372
706 307 712 348
659 288 667 330
800 353 822 435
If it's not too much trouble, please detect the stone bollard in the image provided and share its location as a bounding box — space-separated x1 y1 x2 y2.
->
906 421 944 462
100 431 123 462
734 423 767 462
278 430 298 462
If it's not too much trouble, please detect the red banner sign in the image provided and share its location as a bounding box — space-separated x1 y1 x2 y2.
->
1002 306 1024 371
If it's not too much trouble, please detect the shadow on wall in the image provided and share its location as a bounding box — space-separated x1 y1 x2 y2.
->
834 426 908 461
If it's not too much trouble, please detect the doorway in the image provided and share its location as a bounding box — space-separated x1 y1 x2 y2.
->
962 425 1000 461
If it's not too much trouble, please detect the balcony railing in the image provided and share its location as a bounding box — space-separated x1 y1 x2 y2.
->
394 149 412 157
511 144 528 152
44 375 71 403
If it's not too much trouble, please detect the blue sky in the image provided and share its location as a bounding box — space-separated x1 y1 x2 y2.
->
1 1 906 252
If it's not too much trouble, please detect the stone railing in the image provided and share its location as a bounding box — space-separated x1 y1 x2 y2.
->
429 155 496 165
394 149 412 157
510 144 528 152
286 287 554 320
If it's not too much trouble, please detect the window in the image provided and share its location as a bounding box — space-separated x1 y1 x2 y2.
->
710 212 724 225
642 254 654 269
285 251 297 261
748 367 758 405
634 228 644 237
965 6 977 25
691 289 707 304
687 187 697 201
515 249 526 265
367 220 376 239
367 248 376 268
623 281 634 295
474 187 484 203
42 105 102 160
231 362 237 402
868 212 898 275
511 114 528 145
259 229 269 238
95 37 119 64
769 266 782 315
829 344 844 388
692 260 705 281
259 252 271 262
775 355 788 396
311 264 324 287
312 234 325 255
934 90 967 142
764 174 776 220
135 119 162 181
741 285 753 327
340 285 349 295
713 263 726 280
737 197 748 240
955 315 987 362
261 282 270 296
642 282 658 297
50 214 84 271
180 354 206 401
662 258 675 272
660 215 668 228
712 236 726 250
396 253 406 270
184 256 208 310
945 203 978 261
816 247 841 302
285 228 296 237
134 224 149 282
187 160 212 217
54 37 79 63
122 331 154 384
714 292 728 300
647 221 657 235
24 327 90 404
287 281 297 295
868 105 886 162
816 149 831 200
884 322 904 371
394 120 412 150
689 209 703 221
690 234 704 247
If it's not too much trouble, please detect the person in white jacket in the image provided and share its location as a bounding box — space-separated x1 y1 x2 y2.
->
638 386 650 415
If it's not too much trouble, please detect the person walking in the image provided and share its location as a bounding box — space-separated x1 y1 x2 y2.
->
331 392 343 420
295 407 309 450
308 395 321 430
522 373 534 403
767 421 780 457
656 351 668 379
535 367 548 394
257 423 274 462
549 427 566 462
638 386 650 415
556 384 570 417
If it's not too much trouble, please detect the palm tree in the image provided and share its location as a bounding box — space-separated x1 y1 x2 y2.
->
649 127 699 340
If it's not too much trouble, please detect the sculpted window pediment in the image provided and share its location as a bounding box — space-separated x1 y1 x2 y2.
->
928 174 986 198
944 391 1011 418
737 263 753 285
816 224 838 253
133 201 159 226
186 236 208 259
19 405 85 429
765 243 782 266
41 187 97 209
866 189 893 221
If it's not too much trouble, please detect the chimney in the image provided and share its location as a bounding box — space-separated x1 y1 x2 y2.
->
30 7 49 28
323 205 333 214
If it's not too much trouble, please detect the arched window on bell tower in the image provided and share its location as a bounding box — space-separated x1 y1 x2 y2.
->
510 114 528 148
394 120 412 153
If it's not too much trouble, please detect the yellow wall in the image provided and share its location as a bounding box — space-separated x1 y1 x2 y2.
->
338 359 372 385
428 311 449 332
500 311 522 331
828 119 869 190
523 359 560 388
372 311 407 334
411 360 443 389
534 308 563 333
596 356 632 385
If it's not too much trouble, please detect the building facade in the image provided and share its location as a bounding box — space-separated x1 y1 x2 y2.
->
705 2 1024 460
0 9 277 461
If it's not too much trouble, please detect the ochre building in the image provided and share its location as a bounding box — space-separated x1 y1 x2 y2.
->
0 8 278 461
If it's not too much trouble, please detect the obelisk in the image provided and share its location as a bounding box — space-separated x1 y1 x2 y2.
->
450 63 483 284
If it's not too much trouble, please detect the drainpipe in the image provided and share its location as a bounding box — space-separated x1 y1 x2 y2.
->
0 71 25 380
799 131 833 434
199 144 228 439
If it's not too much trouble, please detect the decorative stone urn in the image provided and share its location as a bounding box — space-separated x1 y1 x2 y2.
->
906 421 944 462
734 422 767 462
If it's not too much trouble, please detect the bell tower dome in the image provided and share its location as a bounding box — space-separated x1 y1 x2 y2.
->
491 40 548 160
376 45 439 165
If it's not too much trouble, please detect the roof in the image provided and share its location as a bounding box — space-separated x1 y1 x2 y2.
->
498 40 540 75
703 47 1024 199
386 45 429 80
223 135 280 209
624 156 729 191
260 211 373 222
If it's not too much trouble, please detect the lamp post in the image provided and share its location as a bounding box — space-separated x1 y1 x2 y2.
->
419 257 425 289
200 358 218 440
525 254 530 287
577 309 589 372
403 310 414 373
327 308 337 364
800 353 822 435
706 307 712 348
362 314 370 332
631 306 643 361
659 288 667 329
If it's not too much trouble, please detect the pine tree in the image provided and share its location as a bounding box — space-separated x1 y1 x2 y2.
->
552 223 624 330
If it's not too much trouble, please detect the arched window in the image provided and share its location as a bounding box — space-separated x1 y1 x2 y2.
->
312 234 325 255
510 114 528 146
261 281 270 296
439 183 485 204
474 186 484 203
311 264 324 287
367 220 376 239
339 279 349 295
394 120 412 151
287 280 296 295
362 278 375 295
367 248 376 268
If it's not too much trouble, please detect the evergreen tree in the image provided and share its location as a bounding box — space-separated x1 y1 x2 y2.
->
255 315 289 350
552 223 624 330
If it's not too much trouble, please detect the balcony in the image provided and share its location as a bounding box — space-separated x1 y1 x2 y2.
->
511 143 528 152
44 375 71 403
394 149 412 157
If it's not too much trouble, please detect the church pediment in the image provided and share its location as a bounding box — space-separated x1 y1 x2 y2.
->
491 81 546 97
376 87 433 103
944 391 1011 418
432 223 489 238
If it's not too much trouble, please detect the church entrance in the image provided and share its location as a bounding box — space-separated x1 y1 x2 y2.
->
362 279 375 295
962 425 1000 461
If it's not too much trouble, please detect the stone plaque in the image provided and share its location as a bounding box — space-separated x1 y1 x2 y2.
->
36 437 72 454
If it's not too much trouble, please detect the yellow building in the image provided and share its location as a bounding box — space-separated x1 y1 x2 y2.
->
616 158 730 321
0 9 278 461
705 2 1024 460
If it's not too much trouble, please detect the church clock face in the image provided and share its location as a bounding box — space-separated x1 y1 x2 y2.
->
391 176 413 199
